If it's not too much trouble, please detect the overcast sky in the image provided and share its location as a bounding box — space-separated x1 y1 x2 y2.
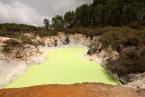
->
0 0 93 26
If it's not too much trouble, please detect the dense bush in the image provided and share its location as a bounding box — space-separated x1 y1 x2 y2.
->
99 26 140 51
97 26 145 78
0 23 41 32
107 48 145 75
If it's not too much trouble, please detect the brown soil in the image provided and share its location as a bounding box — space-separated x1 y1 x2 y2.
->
0 83 143 97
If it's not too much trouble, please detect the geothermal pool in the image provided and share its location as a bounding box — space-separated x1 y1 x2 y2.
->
6 47 117 88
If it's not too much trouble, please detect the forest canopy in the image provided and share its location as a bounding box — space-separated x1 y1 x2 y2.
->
51 0 145 29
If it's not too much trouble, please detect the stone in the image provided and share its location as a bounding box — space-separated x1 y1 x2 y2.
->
87 48 97 55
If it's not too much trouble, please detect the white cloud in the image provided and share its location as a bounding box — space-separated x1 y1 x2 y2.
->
0 1 45 26
0 0 93 26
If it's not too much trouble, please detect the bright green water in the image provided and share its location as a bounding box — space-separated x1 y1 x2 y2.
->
6 47 117 88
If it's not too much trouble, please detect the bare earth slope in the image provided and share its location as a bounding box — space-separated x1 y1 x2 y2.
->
0 83 144 97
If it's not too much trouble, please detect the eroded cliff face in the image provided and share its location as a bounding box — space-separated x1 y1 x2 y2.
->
0 83 144 97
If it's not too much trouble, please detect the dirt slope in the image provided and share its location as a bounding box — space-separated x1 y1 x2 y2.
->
0 83 144 97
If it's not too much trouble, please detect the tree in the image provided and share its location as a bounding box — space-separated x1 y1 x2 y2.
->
64 11 75 28
75 4 91 26
51 15 64 30
52 0 145 28
93 0 103 5
93 3 106 26
43 18 50 31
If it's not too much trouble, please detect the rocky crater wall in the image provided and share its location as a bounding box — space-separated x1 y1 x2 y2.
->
0 32 145 90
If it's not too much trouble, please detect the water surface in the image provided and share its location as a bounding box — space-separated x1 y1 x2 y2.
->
6 47 117 88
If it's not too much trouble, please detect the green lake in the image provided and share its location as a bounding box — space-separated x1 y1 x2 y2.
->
6 47 117 88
